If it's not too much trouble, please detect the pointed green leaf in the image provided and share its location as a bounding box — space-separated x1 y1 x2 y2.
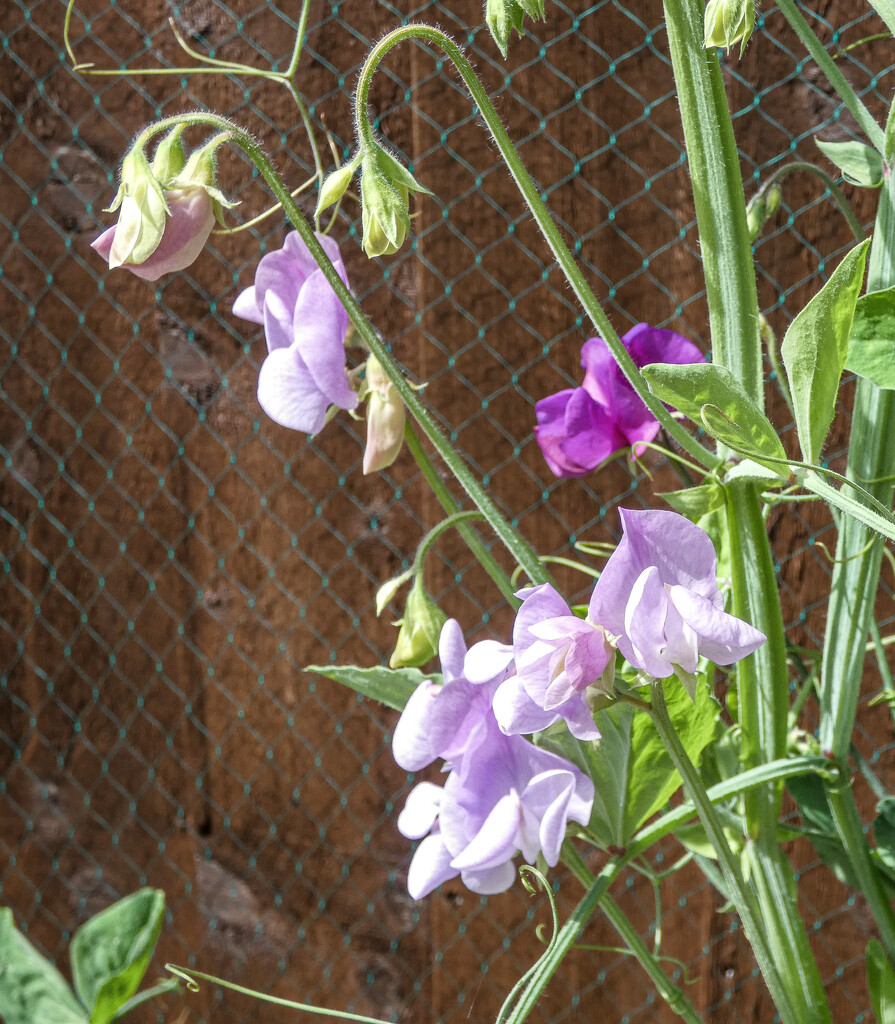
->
816 138 884 187
306 664 437 711
623 679 720 837
659 483 725 521
802 470 895 543
875 797 895 872
540 680 719 847
781 240 869 464
845 286 895 389
868 938 895 1024
70 888 165 1024
641 362 787 467
0 909 87 1024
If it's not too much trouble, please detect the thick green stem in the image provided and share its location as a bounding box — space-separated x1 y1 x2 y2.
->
562 847 706 1024
724 483 789 831
820 171 895 962
649 685 826 1024
354 26 719 472
663 6 831 1019
662 0 762 404
135 112 550 586
775 0 886 153
402 421 519 604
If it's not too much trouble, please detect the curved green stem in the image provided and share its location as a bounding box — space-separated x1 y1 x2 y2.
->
649 684 825 1024
775 0 886 153
353 26 719 473
561 847 706 1024
131 112 549 585
753 161 866 242
403 422 518 604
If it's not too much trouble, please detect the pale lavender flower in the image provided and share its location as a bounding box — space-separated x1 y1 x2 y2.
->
91 187 215 282
233 232 358 435
502 584 609 741
588 508 766 678
393 619 594 898
535 323 704 477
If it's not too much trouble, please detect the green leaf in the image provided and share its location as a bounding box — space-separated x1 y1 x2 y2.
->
658 483 725 521
781 240 870 464
816 138 884 188
543 680 719 848
724 458 786 486
802 470 895 544
70 889 165 1024
306 664 436 711
787 774 864 890
845 287 895 389
624 679 720 837
868 938 895 1024
0 908 88 1024
875 797 895 871
641 362 787 468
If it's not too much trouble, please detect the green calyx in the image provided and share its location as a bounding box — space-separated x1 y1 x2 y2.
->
360 144 429 258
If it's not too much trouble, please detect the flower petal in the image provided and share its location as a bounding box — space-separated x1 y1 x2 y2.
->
669 585 766 665
407 834 457 900
256 344 329 434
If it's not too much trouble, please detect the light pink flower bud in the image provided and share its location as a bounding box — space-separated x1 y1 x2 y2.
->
363 355 405 474
91 187 216 282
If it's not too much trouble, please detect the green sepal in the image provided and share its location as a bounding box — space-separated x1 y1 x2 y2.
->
150 125 186 184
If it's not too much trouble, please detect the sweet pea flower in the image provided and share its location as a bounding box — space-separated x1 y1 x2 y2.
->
92 129 234 282
233 232 358 435
588 508 766 679
498 585 608 741
92 187 215 282
535 323 704 477
393 621 594 898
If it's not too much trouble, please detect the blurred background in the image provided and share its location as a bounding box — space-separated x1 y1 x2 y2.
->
2 1 895 1021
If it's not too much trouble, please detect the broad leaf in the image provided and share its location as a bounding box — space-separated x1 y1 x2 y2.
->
816 138 884 187
70 888 165 1024
641 362 787 468
659 483 725 521
0 908 88 1024
868 938 895 1024
543 679 719 848
874 797 895 872
781 240 870 465
624 679 720 837
845 287 895 389
306 664 436 711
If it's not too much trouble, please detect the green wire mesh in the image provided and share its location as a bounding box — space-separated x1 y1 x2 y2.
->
2 2 895 1022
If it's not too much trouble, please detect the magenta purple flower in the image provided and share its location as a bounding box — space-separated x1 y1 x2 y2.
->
233 231 358 435
535 323 704 478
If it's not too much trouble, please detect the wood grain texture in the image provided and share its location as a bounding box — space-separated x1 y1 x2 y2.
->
1 2 893 1022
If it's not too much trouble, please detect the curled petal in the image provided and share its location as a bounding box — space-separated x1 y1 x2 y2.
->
407 834 457 900
669 585 766 665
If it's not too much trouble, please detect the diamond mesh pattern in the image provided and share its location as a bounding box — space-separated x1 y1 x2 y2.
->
2 2 895 1023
